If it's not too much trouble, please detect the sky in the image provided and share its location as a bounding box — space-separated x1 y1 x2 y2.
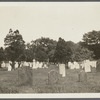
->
0 2 100 47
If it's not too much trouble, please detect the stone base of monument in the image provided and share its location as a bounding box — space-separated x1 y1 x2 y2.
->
78 70 87 82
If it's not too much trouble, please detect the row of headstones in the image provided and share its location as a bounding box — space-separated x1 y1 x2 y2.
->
68 60 97 72
57 60 97 78
0 59 48 71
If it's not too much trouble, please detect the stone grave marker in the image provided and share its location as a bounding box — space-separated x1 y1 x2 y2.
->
48 70 59 85
15 62 18 69
59 64 66 77
7 63 12 71
18 66 33 86
74 61 80 69
84 60 91 72
78 70 87 82
1 61 5 68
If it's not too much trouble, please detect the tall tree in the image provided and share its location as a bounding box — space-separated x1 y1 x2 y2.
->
54 38 73 64
4 29 25 68
81 30 100 59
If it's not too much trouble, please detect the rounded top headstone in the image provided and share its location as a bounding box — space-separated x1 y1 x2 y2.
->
33 59 35 62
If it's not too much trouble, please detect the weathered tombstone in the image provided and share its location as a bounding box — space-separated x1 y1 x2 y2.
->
90 61 97 68
7 63 12 71
74 61 80 69
36 61 39 68
96 59 100 72
1 61 5 68
18 66 33 86
84 60 91 72
78 70 87 82
29 62 33 68
32 59 37 69
23 61 29 67
39 62 43 68
59 64 66 77
68 62 71 69
44 63 48 68
15 62 18 69
48 70 59 85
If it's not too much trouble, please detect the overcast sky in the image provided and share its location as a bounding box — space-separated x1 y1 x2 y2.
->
0 2 100 47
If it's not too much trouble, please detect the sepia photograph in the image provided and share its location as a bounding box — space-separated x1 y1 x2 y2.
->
0 2 100 98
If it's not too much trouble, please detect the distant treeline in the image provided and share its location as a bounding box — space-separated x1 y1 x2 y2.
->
0 29 100 65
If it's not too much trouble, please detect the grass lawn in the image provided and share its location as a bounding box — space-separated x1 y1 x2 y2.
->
0 64 100 93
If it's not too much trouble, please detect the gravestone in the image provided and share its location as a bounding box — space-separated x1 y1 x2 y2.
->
78 70 87 82
1 61 5 68
32 59 37 69
74 61 80 69
15 62 18 69
59 64 66 77
29 62 33 68
18 66 33 86
48 70 59 85
39 62 43 68
90 61 97 68
84 60 91 72
36 61 39 68
7 63 12 71
23 61 29 67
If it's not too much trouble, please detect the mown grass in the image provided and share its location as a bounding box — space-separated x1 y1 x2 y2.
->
0 64 100 93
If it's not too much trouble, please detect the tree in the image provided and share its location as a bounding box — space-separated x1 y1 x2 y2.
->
0 47 5 62
73 44 94 62
81 30 100 59
30 37 57 62
54 38 73 64
4 29 25 69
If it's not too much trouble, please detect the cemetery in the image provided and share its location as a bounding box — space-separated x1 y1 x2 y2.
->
0 59 100 93
0 29 100 93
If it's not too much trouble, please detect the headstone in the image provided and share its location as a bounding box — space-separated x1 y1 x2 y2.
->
39 62 43 68
1 61 5 68
36 61 39 68
7 63 12 71
15 62 18 69
18 66 33 86
44 63 48 68
90 61 97 68
32 59 37 69
23 61 29 66
29 62 33 68
74 61 80 69
48 70 59 85
84 60 91 72
78 70 87 82
59 64 66 77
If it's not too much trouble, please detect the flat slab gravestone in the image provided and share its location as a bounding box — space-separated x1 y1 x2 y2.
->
48 70 59 85
7 63 12 71
15 62 18 69
29 62 33 67
74 61 80 69
59 64 66 77
39 62 43 68
1 61 5 68
84 60 91 72
18 66 33 86
32 59 37 69
78 70 87 82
